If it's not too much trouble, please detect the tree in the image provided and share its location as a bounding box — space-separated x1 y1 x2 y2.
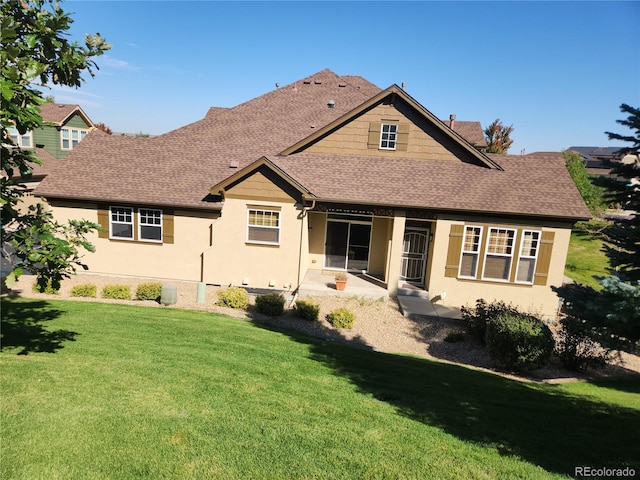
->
1 0 110 290
95 122 112 135
563 150 605 217
603 104 640 282
554 104 640 356
484 119 514 154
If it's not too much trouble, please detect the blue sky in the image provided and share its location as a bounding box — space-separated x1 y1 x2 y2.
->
50 1 640 154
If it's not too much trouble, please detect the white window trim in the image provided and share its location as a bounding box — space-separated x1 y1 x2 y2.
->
61 127 89 150
246 208 280 245
379 123 398 150
515 230 541 285
7 126 33 148
138 208 163 243
458 225 483 279
481 227 517 282
109 206 135 241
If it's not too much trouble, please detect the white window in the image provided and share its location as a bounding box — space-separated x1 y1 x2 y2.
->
247 209 280 245
110 207 134 240
379 123 398 150
61 128 88 149
515 230 541 284
139 209 162 242
459 226 482 278
7 126 33 148
482 228 516 282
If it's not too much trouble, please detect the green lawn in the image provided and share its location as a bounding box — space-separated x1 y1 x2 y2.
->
1 298 639 479
564 228 611 289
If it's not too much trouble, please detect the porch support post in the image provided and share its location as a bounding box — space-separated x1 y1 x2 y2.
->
387 210 406 296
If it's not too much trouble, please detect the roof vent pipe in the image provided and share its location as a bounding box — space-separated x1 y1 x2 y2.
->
401 82 406 90
449 114 456 129
327 100 335 109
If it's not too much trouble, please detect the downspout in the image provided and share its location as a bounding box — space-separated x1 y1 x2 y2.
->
200 190 224 283
296 197 316 292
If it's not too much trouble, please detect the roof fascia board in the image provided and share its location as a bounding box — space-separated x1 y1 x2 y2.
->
281 85 502 171
209 156 312 196
55 106 95 128
40 194 222 212
302 195 590 222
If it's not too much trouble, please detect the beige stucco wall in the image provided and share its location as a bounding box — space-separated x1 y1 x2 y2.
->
48 200 217 282
202 195 303 290
306 102 462 161
427 216 573 318
307 211 327 269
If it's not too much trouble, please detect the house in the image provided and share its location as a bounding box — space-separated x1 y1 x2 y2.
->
568 146 625 176
33 69 590 317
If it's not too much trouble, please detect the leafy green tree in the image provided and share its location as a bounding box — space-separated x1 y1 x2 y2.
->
484 119 514 154
1 0 110 290
563 150 605 216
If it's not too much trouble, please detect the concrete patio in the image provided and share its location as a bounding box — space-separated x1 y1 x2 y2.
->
297 270 389 300
297 270 462 320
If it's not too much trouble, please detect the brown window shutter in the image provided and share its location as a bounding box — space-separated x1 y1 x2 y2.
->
445 224 465 277
163 210 174 244
97 204 109 238
396 123 409 151
533 231 554 286
367 122 381 149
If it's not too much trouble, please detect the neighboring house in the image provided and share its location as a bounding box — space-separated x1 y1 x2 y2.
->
440 115 488 151
8 103 95 163
34 69 590 317
568 146 625 176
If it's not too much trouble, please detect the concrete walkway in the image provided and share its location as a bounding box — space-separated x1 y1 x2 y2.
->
298 270 389 300
397 292 461 320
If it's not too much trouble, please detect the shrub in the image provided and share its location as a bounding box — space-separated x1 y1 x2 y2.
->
328 308 355 329
255 293 286 316
136 282 163 301
444 330 465 343
32 278 59 294
555 316 608 371
461 299 521 343
101 285 131 300
484 312 554 371
217 287 249 309
70 284 97 298
294 299 320 321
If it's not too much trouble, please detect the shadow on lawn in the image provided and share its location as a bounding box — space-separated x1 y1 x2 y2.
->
1 298 77 355
250 312 640 478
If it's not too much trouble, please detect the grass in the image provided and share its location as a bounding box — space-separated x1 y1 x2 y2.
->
564 226 611 289
2 298 639 479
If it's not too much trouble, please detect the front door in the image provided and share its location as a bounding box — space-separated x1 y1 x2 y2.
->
325 220 372 271
400 230 429 284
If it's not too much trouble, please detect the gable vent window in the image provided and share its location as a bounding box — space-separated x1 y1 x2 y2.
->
380 123 398 150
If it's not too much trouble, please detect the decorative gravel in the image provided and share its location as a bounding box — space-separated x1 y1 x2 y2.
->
7 273 639 383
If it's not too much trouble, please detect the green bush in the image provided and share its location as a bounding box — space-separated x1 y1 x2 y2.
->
328 308 355 329
444 330 465 343
555 316 608 371
70 284 97 298
294 299 320 321
461 299 521 343
101 285 131 300
32 278 59 294
255 293 285 316
136 282 163 301
217 287 249 309
484 313 554 371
